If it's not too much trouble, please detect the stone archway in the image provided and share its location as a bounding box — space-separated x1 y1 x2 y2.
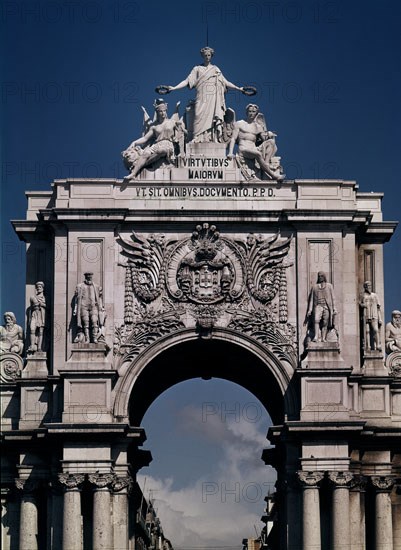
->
113 328 299 426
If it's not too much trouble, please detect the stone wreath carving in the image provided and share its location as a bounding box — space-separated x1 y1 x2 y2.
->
116 224 295 366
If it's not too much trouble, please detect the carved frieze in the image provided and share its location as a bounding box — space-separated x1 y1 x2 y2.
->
116 224 296 367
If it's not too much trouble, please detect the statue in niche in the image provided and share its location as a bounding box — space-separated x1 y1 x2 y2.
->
162 46 252 143
27 281 47 353
304 272 338 343
228 103 284 181
122 99 185 182
359 281 382 351
385 309 401 353
0 312 24 355
73 272 105 344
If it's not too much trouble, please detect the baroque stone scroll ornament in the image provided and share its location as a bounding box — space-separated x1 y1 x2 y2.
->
117 233 167 304
237 232 292 313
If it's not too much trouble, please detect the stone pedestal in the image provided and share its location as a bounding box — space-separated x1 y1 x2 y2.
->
302 342 343 369
22 353 48 378
363 350 386 375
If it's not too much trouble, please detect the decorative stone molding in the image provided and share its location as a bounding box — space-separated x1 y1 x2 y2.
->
328 471 354 487
297 471 324 487
112 475 133 493
88 473 115 490
386 351 401 376
58 473 85 491
371 476 395 492
0 352 23 383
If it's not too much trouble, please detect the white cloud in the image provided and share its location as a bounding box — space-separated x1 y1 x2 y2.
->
138 405 276 548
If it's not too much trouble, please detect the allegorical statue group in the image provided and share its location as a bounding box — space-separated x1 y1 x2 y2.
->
122 46 285 183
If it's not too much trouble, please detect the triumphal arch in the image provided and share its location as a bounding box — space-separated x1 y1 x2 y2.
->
1 47 401 549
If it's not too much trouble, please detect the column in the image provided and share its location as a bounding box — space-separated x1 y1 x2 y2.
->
298 471 324 550
329 471 353 550
58 473 85 550
371 476 395 550
89 473 115 550
282 477 302 550
349 475 367 550
393 484 401 550
16 479 39 550
112 476 132 550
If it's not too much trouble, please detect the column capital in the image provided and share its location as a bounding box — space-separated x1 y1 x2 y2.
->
371 475 395 492
349 474 368 491
328 471 354 487
112 475 133 494
15 478 41 494
58 473 85 491
88 473 115 490
297 470 324 488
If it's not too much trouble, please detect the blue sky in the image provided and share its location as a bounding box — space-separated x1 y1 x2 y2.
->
1 0 401 546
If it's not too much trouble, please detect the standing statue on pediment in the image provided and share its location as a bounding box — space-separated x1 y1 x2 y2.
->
304 272 338 343
27 281 47 353
161 47 252 143
228 104 284 181
0 312 24 355
385 309 401 353
360 281 382 352
122 100 185 182
73 272 105 344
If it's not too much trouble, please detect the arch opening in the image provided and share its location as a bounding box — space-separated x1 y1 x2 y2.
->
128 337 289 428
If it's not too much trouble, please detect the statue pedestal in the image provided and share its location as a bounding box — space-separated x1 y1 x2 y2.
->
362 350 386 375
22 353 48 378
302 342 343 369
68 343 110 370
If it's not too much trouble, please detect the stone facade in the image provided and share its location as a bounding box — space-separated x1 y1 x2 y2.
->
1 166 400 550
